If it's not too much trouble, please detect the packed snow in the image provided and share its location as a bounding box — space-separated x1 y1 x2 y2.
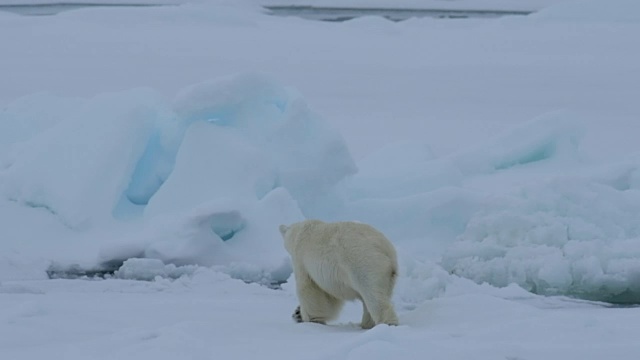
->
1 0 640 358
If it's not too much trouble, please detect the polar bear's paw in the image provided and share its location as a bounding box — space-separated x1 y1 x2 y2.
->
292 305 303 323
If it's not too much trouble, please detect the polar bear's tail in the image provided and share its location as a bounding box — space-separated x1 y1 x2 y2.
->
390 268 398 293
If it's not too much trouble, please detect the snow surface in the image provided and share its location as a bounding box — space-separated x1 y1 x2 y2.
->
1 273 639 360
2 0 640 358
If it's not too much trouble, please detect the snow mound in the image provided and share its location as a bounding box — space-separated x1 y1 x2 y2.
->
442 174 640 304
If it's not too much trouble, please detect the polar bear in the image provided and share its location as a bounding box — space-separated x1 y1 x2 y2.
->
279 220 398 329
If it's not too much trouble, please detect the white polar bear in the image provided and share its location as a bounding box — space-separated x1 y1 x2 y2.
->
279 220 398 329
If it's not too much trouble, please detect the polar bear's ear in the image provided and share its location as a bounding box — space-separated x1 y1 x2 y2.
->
279 224 289 237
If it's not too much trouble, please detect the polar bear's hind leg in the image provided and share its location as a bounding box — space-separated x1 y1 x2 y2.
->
360 289 398 326
354 267 398 327
361 303 375 329
296 272 344 324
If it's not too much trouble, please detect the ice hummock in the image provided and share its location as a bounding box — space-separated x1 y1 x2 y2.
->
1 73 355 228
2 88 162 228
2 73 640 303
342 111 640 304
442 172 640 304
0 73 353 285
96 188 301 285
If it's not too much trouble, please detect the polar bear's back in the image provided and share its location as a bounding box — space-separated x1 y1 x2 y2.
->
293 220 397 300
292 221 396 262
332 221 397 268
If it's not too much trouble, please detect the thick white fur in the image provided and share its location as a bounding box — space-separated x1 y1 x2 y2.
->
280 220 398 329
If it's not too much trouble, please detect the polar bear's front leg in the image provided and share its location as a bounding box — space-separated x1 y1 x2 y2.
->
292 305 303 323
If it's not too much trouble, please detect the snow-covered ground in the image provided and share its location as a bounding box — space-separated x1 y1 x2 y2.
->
3 273 640 360
2 0 640 358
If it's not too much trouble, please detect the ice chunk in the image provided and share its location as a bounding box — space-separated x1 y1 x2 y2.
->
339 110 638 303
172 72 289 129
393 259 452 310
209 210 245 241
126 73 356 219
101 187 303 283
142 201 244 267
2 88 163 228
164 73 356 216
114 258 198 281
123 126 180 206
442 177 640 303
0 92 84 163
120 73 291 210
143 121 278 218
2 74 354 228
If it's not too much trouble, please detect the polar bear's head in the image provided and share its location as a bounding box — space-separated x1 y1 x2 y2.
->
279 220 325 254
279 224 297 254
279 222 310 254
279 224 289 237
